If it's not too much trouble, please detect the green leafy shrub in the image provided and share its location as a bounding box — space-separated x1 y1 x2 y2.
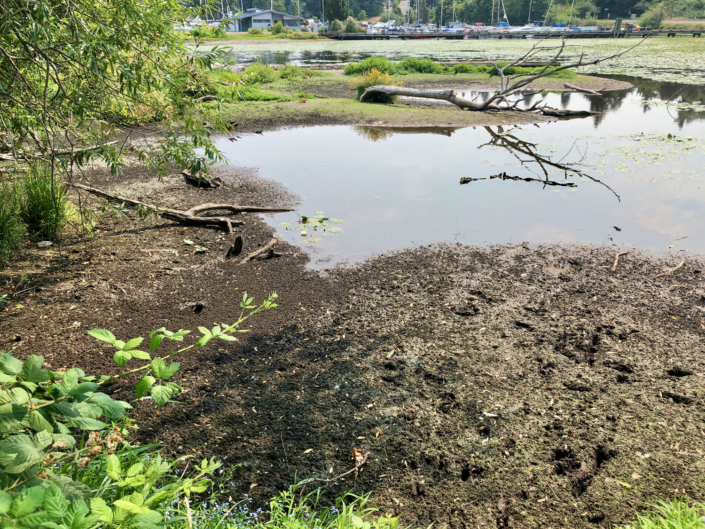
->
330 19 343 31
248 26 263 34
243 61 277 83
20 163 67 240
354 68 401 103
278 65 323 79
639 4 666 28
344 57 398 75
0 180 24 265
357 9 367 20
272 21 284 34
453 63 491 74
0 292 277 529
399 57 452 74
344 18 362 32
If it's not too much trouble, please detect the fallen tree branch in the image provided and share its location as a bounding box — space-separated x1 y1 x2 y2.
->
612 251 631 272
489 172 577 187
182 170 224 188
564 83 604 97
240 238 277 265
71 183 292 234
653 260 685 279
296 452 369 486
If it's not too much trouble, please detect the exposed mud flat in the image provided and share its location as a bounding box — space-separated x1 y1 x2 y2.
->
1 165 704 528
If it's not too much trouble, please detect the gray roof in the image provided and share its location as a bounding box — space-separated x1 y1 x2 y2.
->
236 9 305 20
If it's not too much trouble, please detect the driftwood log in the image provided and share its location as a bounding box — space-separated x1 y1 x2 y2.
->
240 238 278 265
71 183 292 234
182 170 224 188
564 83 605 97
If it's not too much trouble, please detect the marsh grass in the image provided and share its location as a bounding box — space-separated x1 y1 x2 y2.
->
20 162 67 240
0 180 25 264
620 499 705 529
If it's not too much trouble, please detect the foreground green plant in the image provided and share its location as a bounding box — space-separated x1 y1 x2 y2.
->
0 180 24 265
20 163 68 241
353 69 402 103
621 499 705 529
0 292 277 528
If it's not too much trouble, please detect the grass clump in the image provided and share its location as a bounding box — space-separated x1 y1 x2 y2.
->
0 180 25 265
244 61 277 84
20 163 67 240
248 27 263 35
278 65 323 79
620 499 705 529
344 57 399 75
354 68 400 103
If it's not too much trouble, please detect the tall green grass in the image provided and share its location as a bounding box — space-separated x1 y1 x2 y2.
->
343 56 576 79
0 180 25 264
620 499 705 529
20 162 67 240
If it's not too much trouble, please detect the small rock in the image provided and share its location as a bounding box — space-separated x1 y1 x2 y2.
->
37 241 52 248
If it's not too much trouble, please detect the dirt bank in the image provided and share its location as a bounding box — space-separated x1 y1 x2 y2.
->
1 162 703 529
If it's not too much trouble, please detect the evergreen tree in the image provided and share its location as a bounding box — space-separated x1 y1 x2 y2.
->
326 0 349 20
419 0 430 21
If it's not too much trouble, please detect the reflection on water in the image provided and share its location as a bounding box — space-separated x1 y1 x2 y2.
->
214 79 705 268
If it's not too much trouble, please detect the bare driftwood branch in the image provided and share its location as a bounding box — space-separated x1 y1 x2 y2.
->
240 238 277 265
564 83 603 97
490 171 577 187
360 37 645 113
612 251 631 271
71 183 292 234
653 260 685 279
182 170 224 188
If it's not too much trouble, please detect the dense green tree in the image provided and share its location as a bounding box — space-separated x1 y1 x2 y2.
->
0 0 228 183
326 0 350 20
419 0 431 21
358 8 368 18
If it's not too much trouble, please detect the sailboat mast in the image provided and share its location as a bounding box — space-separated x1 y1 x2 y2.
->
527 0 533 23
491 0 495 25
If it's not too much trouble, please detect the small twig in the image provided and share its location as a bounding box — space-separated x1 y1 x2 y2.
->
653 260 685 279
184 497 193 529
281 430 290 472
546 482 562 502
240 238 277 265
296 452 369 486
611 251 631 272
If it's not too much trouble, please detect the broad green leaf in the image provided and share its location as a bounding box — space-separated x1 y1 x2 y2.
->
218 334 237 342
113 350 132 367
148 335 164 351
188 481 209 494
44 485 69 519
74 401 102 419
88 393 126 419
10 486 45 518
86 329 116 345
0 403 27 433
150 386 172 408
135 376 155 398
20 356 48 383
352 515 364 528
127 492 145 506
51 433 76 448
0 353 24 375
0 435 43 474
28 409 54 433
162 362 179 380
150 358 166 379
89 498 112 523
125 464 143 480
9 387 29 404
112 500 150 515
45 401 80 418
0 491 11 514
66 417 106 430
106 455 121 481
45 474 91 501
130 350 151 360
34 430 53 450
68 382 98 397
165 382 182 394
59 370 80 392
17 510 52 526
123 337 143 351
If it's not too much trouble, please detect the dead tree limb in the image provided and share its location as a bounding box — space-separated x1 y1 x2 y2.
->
71 183 292 234
360 37 645 113
480 126 620 201
239 238 278 265
564 83 603 96
490 172 577 187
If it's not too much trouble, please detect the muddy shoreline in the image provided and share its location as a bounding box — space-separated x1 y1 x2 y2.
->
1 157 703 528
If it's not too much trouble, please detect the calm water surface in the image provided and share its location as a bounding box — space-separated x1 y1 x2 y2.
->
215 79 705 267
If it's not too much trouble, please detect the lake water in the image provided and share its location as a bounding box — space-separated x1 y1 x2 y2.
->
215 78 705 268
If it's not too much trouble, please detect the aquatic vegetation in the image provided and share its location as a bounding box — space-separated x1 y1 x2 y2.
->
214 38 705 85
280 212 343 244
